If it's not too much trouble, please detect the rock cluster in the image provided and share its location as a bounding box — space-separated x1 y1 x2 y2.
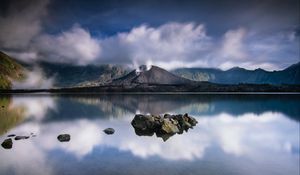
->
1 134 35 149
131 113 198 141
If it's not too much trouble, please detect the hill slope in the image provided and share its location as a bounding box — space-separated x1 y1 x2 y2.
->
31 62 129 87
0 51 25 89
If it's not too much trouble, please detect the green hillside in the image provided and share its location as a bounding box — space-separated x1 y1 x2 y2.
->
0 51 25 89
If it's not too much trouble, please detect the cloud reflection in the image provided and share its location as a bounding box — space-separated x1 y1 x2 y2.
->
11 96 56 120
1 112 298 161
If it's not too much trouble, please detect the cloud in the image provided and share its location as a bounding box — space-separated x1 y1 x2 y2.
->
36 25 101 65
12 67 54 89
1 6 298 71
5 51 38 62
0 0 48 49
0 0 298 71
220 28 247 60
100 22 212 68
98 23 298 71
216 27 299 70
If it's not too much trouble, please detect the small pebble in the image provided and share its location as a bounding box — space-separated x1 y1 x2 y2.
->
103 128 115 135
1 138 13 149
15 136 30 140
57 134 70 142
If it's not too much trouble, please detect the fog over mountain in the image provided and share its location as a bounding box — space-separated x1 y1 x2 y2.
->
0 51 299 90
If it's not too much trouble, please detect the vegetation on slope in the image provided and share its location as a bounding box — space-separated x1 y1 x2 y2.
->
0 51 25 89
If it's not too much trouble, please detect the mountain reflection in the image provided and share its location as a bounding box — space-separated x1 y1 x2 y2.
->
0 94 299 175
3 94 298 122
0 96 25 135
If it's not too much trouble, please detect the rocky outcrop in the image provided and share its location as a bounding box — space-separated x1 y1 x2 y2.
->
57 134 70 142
131 113 198 141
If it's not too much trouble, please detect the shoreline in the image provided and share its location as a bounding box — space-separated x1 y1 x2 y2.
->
1 91 300 95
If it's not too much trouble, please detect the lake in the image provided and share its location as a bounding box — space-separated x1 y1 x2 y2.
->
0 94 299 175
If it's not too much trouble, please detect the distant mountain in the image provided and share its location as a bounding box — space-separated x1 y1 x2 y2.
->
172 63 300 85
32 62 129 87
1 50 300 90
0 51 26 89
111 65 194 86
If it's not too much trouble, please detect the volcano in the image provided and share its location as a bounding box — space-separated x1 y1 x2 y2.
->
111 65 194 86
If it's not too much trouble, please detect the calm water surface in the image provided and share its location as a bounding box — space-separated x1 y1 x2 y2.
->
0 94 299 175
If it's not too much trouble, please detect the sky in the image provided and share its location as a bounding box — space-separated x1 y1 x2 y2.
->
0 0 299 70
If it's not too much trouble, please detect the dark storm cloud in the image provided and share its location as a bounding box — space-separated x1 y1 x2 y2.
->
44 0 299 36
0 0 299 70
0 0 48 49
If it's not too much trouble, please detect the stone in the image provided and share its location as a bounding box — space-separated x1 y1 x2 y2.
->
131 114 158 136
103 128 115 135
131 113 197 141
161 118 180 134
15 136 30 140
1 138 13 149
57 134 70 142
7 134 16 137
163 114 172 118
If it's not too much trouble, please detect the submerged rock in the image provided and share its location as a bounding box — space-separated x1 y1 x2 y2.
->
57 134 70 142
1 138 13 149
103 128 115 135
15 136 30 140
7 134 16 137
131 113 197 141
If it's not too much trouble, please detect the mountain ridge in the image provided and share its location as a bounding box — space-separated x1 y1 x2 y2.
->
172 63 300 85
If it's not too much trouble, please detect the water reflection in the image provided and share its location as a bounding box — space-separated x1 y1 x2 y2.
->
0 94 299 175
0 96 25 135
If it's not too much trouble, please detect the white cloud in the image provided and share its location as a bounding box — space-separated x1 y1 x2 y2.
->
100 22 212 68
12 67 54 89
1 12 298 71
6 51 38 62
36 25 101 65
220 28 247 60
98 23 298 71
